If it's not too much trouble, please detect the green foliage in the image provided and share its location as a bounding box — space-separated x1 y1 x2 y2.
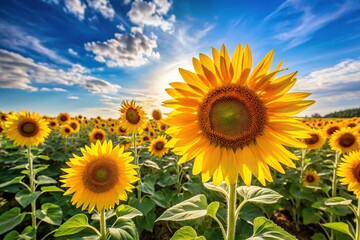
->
0 207 26 235
171 226 206 240
247 217 297 240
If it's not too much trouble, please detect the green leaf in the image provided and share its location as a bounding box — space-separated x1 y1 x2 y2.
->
36 175 57 185
41 185 64 193
247 217 297 240
152 189 174 208
311 233 327 240
129 197 156 232
237 186 282 204
203 182 228 198
323 222 354 239
143 160 160 169
0 207 26 235
157 194 208 222
33 165 49 175
109 219 139 240
0 176 25 188
35 203 63 225
171 226 206 240
325 197 352 206
116 205 143 220
4 226 35 240
137 177 155 195
54 214 89 237
37 155 50 161
206 202 220 218
15 190 41 208
302 208 320 225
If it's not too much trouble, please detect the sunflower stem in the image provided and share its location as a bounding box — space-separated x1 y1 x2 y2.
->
226 182 237 240
299 148 307 183
356 199 360 240
133 133 141 199
330 151 341 240
28 146 37 240
100 209 107 240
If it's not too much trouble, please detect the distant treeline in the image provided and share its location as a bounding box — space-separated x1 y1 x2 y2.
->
311 108 360 118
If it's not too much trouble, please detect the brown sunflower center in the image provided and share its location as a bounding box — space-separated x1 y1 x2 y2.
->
65 128 70 133
70 122 77 130
327 126 339 136
126 108 140 124
143 136 150 141
305 134 319 145
339 133 355 148
60 116 68 122
306 174 315 183
155 141 164 150
352 163 360 183
1 115 7 121
82 159 119 193
50 121 56 126
94 132 104 140
0 125 3 133
19 121 39 137
152 111 162 120
348 123 356 128
198 84 266 149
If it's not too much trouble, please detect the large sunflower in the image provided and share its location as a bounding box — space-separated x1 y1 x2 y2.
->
149 135 168 157
119 100 147 134
89 128 107 143
330 127 360 153
163 44 314 186
337 151 360 198
4 110 51 147
303 129 326 150
61 140 139 212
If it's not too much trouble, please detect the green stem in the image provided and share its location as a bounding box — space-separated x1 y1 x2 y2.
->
64 136 68 155
28 146 37 240
330 151 341 240
356 199 360 240
226 182 237 240
300 148 307 183
100 209 107 240
133 133 141 199
213 215 226 240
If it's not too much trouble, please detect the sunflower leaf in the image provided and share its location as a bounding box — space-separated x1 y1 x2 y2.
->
4 226 35 240
325 197 353 206
40 186 64 193
35 203 63 225
54 214 89 237
323 222 354 239
156 194 208 222
109 219 139 240
116 205 143 220
15 190 41 208
36 175 57 185
142 160 160 169
237 186 282 204
0 207 26 235
0 176 25 189
247 216 297 240
170 226 206 240
206 202 220 218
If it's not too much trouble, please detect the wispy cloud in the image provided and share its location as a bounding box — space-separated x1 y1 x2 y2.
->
265 0 359 49
0 22 71 65
68 48 79 57
40 87 68 92
67 95 79 99
0 49 121 94
86 0 115 20
64 0 86 21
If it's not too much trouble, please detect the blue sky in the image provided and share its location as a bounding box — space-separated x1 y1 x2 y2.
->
0 0 359 118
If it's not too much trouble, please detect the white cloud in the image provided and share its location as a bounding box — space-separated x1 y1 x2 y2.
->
67 96 79 99
40 87 68 92
64 0 86 21
0 49 121 94
127 0 175 33
265 0 357 48
116 24 126 31
86 0 115 20
42 0 59 4
68 48 79 57
84 27 160 67
0 22 71 65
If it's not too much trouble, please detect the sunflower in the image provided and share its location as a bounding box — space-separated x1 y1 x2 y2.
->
119 100 147 134
61 140 138 212
158 121 168 132
337 151 360 198
119 138 132 150
303 129 326 150
139 134 151 145
117 124 128 136
48 119 59 129
57 112 70 124
330 127 360 153
0 123 4 134
163 44 314 186
324 123 341 139
69 119 80 133
0 112 8 123
344 119 357 128
149 135 168 157
303 170 320 186
4 110 51 147
89 128 107 143
60 125 73 137
152 109 162 121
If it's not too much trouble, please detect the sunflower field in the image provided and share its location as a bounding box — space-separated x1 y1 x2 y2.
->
1 44 360 240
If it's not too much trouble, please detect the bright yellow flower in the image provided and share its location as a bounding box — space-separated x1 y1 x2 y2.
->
69 119 80 133
149 135 168 157
324 123 341 139
164 44 314 186
89 128 107 143
119 100 147 134
303 129 326 150
57 112 70 124
330 127 360 153
337 151 360 198
151 109 162 121
48 119 59 129
303 170 320 186
61 140 138 212
5 110 51 147
60 125 73 137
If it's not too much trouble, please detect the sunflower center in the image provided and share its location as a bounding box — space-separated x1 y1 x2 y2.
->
60 116 67 122
50 122 56 126
70 123 77 130
83 159 119 193
65 128 70 133
306 174 315 183
155 141 164 150
126 108 140 124
339 133 355 148
305 134 319 145
94 133 104 140
198 84 266 149
352 164 360 183
152 111 162 120
348 123 356 128
327 126 339 136
19 121 39 137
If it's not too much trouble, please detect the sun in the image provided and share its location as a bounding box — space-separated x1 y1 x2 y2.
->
163 43 314 186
